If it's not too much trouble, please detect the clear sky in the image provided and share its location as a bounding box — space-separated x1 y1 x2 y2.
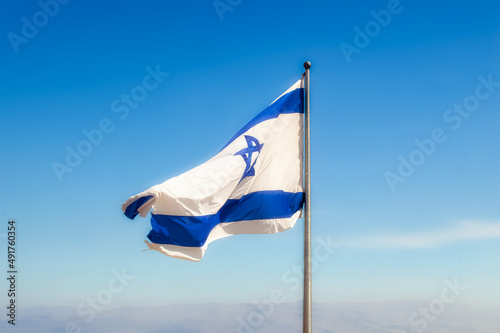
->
0 0 499 313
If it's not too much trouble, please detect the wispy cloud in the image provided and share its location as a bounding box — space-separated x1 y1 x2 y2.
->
342 221 500 249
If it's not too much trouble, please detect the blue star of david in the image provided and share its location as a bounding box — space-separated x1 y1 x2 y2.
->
234 135 264 181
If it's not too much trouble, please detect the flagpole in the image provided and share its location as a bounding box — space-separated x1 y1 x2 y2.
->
303 61 312 333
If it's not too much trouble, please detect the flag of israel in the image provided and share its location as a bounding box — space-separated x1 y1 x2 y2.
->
122 77 305 261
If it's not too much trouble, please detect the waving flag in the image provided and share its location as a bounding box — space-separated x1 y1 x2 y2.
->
122 77 305 261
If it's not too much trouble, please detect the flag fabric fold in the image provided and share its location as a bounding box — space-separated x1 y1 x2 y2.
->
122 77 305 261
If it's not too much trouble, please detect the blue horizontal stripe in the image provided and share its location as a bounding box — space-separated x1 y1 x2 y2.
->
124 195 154 220
219 88 304 151
147 190 304 247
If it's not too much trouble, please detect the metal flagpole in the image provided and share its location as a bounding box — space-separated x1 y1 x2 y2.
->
303 61 312 333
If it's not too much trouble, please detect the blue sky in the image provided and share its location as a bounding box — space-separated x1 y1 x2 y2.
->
0 0 499 315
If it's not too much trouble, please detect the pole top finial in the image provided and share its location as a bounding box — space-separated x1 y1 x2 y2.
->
303 61 312 70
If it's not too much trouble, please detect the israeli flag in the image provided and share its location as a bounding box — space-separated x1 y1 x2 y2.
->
122 77 305 261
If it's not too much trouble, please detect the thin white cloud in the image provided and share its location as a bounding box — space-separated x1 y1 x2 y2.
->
341 221 500 249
